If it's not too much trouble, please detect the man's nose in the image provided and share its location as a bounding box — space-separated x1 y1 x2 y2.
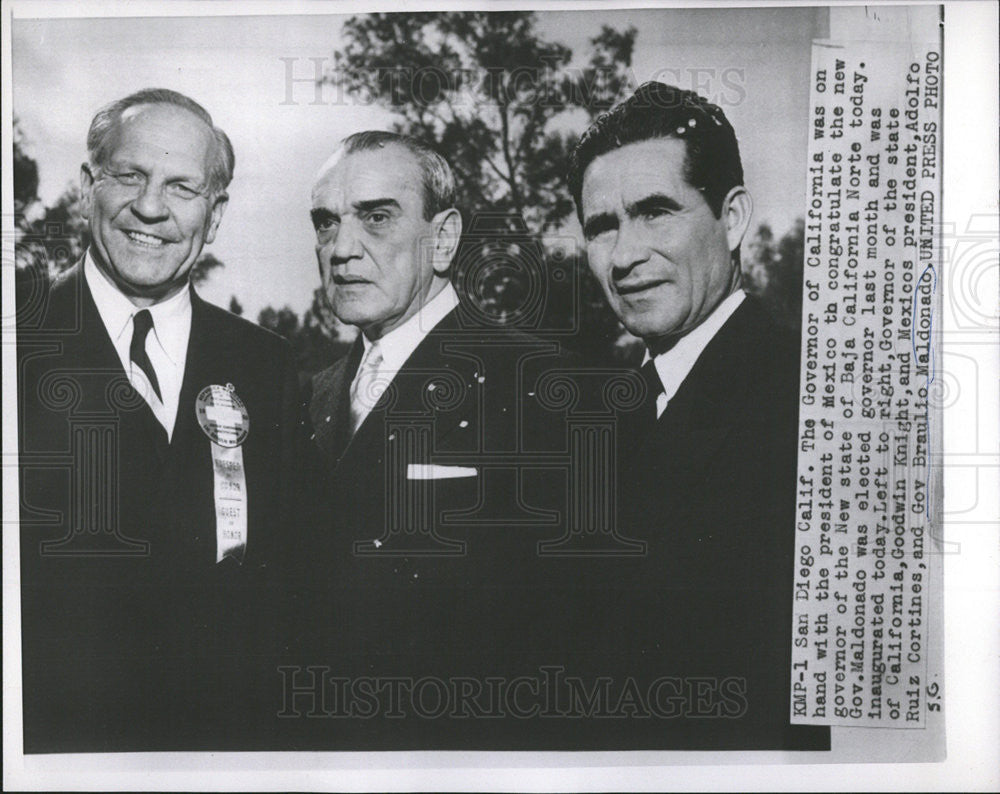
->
609 223 650 275
329 218 363 264
130 181 170 223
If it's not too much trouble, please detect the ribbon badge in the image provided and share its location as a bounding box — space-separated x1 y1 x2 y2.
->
195 384 250 564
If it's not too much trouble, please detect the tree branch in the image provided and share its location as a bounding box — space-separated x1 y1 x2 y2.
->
497 82 525 218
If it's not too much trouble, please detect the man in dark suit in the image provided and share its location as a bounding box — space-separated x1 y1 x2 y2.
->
285 131 577 748
17 88 302 752
561 82 830 749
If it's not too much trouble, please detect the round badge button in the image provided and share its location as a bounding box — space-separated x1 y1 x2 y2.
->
195 384 250 447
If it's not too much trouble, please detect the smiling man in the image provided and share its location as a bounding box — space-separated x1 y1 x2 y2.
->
566 82 829 749
17 88 304 752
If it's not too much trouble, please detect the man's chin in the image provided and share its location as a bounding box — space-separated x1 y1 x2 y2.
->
329 291 384 324
620 312 683 345
104 263 190 302
329 304 376 331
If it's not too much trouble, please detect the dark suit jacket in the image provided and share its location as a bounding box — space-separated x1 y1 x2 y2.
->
281 297 827 751
17 264 304 752
580 296 828 750
282 305 578 747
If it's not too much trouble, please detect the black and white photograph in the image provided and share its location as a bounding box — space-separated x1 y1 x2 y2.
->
2 0 997 790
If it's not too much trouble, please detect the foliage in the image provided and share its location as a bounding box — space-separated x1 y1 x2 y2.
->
14 177 90 279
258 289 352 377
327 13 636 232
743 219 805 331
313 11 641 358
12 17 806 377
13 118 40 213
190 252 225 287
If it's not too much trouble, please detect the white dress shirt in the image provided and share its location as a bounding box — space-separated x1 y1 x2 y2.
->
642 289 746 419
84 253 191 440
349 282 460 430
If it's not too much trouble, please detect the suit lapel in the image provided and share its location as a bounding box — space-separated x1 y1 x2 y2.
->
310 338 362 465
356 310 473 442
632 300 760 491
332 309 477 476
72 265 170 460
162 289 236 566
172 289 216 454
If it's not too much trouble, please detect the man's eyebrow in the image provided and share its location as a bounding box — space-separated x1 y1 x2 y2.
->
354 198 401 214
628 193 683 216
582 211 618 239
108 159 203 184
310 207 338 227
103 159 148 175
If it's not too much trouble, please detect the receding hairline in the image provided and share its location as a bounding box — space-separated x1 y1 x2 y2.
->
87 90 235 194
311 142 427 201
314 130 457 221
116 100 214 128
103 102 218 154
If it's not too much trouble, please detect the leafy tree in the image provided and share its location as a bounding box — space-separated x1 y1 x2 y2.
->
744 218 805 331
13 118 40 214
328 13 635 232
15 183 89 278
321 12 637 357
190 252 225 287
745 223 777 290
257 305 301 340
258 291 351 378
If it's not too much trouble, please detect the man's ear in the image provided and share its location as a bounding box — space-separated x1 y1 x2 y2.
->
722 185 753 253
79 163 95 220
430 207 462 276
204 193 229 244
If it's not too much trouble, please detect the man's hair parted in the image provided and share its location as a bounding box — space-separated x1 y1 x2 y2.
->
86 88 235 195
568 81 744 220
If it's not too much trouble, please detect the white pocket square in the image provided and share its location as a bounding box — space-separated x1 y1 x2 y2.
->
407 464 478 480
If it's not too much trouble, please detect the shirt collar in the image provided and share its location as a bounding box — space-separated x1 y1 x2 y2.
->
643 289 747 403
362 282 459 371
84 252 139 343
83 251 192 365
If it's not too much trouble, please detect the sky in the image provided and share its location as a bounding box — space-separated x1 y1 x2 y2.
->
12 7 822 319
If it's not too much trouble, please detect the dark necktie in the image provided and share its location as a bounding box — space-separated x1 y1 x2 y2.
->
130 309 162 401
616 359 664 463
639 358 664 426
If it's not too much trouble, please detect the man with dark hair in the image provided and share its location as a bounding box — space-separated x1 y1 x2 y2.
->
569 81 744 222
17 88 304 752
566 82 829 749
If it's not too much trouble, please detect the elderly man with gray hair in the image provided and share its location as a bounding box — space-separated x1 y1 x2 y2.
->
18 88 305 752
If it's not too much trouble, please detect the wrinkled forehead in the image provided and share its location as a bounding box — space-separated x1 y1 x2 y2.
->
311 144 424 210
